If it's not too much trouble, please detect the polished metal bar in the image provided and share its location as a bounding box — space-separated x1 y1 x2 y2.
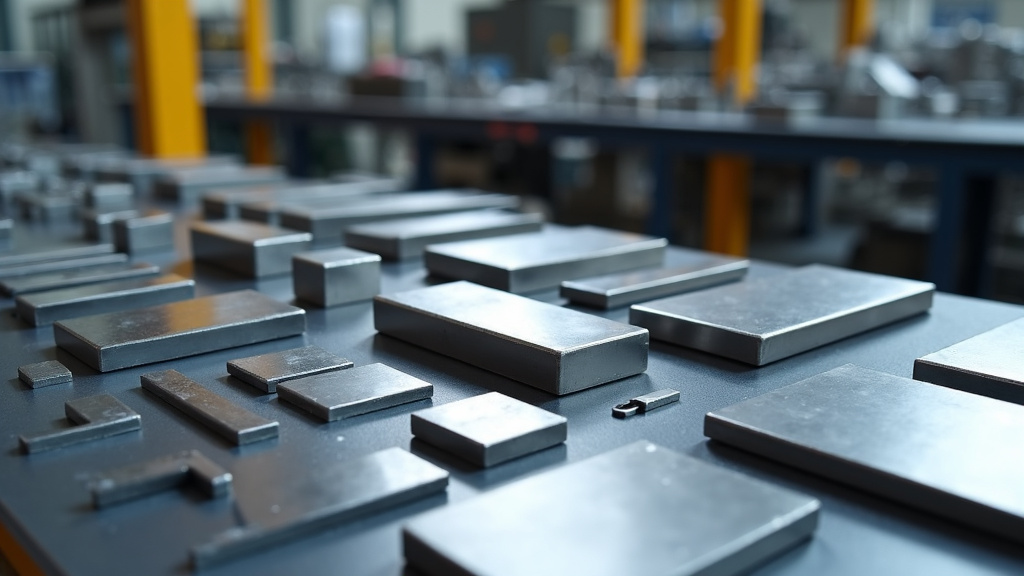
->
90 450 232 508
278 363 432 421
0 252 128 280
292 247 380 307
19 394 140 454
16 274 195 326
191 220 312 278
1 263 161 296
227 345 353 393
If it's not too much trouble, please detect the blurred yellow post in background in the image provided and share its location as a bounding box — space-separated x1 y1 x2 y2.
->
841 0 875 55
609 0 644 78
243 0 275 165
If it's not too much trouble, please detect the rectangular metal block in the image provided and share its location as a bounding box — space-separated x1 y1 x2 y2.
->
0 243 114 268
914 317 1024 405
227 345 353 393
292 247 381 307
374 281 649 395
54 289 306 372
561 252 749 309
191 220 312 278
81 208 139 242
705 364 1024 545
203 180 391 220
112 211 175 254
0 252 128 280
15 274 195 326
425 225 668 293
278 363 432 421
91 450 232 508
141 369 279 445
1 263 161 296
18 193 77 222
277 190 519 241
18 360 72 389
411 392 565 467
0 218 11 241
95 155 239 195
192 447 448 569
344 210 544 260
404 441 820 576
154 165 286 205
630 264 935 366
84 183 134 212
19 394 140 454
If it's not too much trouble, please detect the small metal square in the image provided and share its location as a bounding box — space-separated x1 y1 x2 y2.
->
18 360 73 389
411 392 566 467
113 211 175 254
278 363 433 421
292 247 381 307
227 345 353 393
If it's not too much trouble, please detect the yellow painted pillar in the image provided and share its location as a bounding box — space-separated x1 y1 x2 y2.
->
609 0 644 78
840 0 874 55
706 0 762 256
125 0 206 158
242 0 274 164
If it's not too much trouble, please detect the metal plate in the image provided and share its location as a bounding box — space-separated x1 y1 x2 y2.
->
277 362 432 421
410 392 566 467
424 225 668 293
90 450 232 508
227 345 353 393
81 209 139 242
705 363 1024 545
0 263 161 296
914 317 1024 404
277 190 519 241
0 242 114 267
84 183 134 212
404 441 820 576
202 180 394 220
374 281 649 395
0 218 11 240
18 360 72 389
191 447 448 569
15 274 195 326
154 165 286 206
0 252 128 279
141 369 279 445
54 290 306 372
19 394 141 454
191 220 312 278
630 264 935 366
344 210 544 260
113 212 175 254
292 247 381 307
560 250 749 308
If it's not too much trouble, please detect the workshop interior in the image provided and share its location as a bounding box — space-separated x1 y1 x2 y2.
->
1 0 1024 575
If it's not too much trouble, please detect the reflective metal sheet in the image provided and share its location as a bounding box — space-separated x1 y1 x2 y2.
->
277 363 432 421
0 252 128 279
153 165 286 206
0 243 114 268
705 364 1024 544
0 263 161 296
403 441 819 576
914 317 1024 404
19 394 140 453
15 274 195 326
227 345 353 393
374 281 649 395
191 220 312 278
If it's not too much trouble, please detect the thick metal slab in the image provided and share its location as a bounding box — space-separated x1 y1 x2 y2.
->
19 394 140 454
191 220 312 278
344 210 544 260
705 364 1024 545
0 263 161 296
0 242 114 268
374 281 649 395
277 190 519 241
561 252 750 309
84 183 134 212
227 345 353 393
54 290 306 372
192 447 448 569
0 252 128 279
141 369 279 445
278 363 432 421
203 180 392 220
630 264 935 366
91 450 232 508
15 274 195 326
81 209 139 242
112 211 174 254
424 225 668 293
95 155 239 195
411 392 565 467
292 247 381 307
914 317 1024 404
404 441 820 576
18 360 72 389
154 165 286 205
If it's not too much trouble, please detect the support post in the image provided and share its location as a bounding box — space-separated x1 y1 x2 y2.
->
242 0 274 164
609 0 644 78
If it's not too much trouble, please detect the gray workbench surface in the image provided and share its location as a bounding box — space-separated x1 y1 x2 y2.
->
2 212 1024 576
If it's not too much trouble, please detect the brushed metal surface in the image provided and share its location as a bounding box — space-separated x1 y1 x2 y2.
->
424 225 668 293
411 392 566 467
404 441 820 576
15 274 195 326
0 242 114 267
90 450 232 508
54 289 306 372
141 370 279 445
227 345 353 393
344 211 544 260
292 247 381 307
19 394 140 454
561 251 749 308
0 252 128 279
630 264 935 366
112 211 175 254
191 448 448 569
277 362 432 421
202 179 396 220
705 364 1024 544
17 360 72 389
914 318 1024 404
191 220 313 278
374 281 649 395
154 165 286 206
0 262 161 296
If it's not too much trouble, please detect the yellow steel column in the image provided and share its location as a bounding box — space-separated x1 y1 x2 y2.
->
706 0 761 256
243 0 274 164
125 0 206 158
840 0 874 55
609 0 644 78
